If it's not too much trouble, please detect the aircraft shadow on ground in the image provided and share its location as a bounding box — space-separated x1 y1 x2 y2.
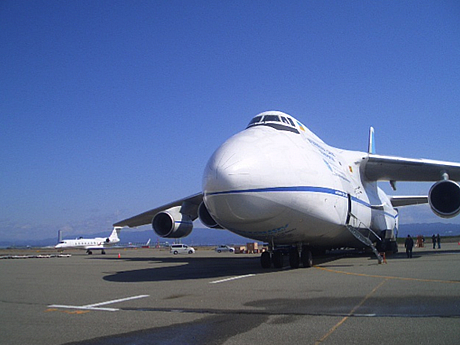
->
100 254 344 283
100 247 460 283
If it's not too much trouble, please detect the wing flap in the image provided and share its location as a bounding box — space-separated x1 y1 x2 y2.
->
113 193 203 228
364 154 460 182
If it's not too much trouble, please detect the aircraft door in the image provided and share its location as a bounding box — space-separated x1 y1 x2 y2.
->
346 193 361 228
346 193 352 225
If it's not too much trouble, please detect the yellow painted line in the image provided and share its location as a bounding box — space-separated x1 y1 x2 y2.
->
314 266 460 284
45 308 90 314
315 279 388 344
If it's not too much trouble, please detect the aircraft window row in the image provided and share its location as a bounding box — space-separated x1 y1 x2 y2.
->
247 114 298 133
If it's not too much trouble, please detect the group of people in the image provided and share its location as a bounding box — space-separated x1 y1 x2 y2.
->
431 233 441 249
404 233 441 258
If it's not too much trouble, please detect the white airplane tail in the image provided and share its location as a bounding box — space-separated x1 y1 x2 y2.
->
107 227 122 243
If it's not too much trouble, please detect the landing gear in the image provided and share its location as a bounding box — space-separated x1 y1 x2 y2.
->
260 250 284 268
289 247 300 268
101 250 106 255
289 246 312 268
261 251 271 268
301 246 313 267
86 250 92 255
260 245 313 269
376 239 398 254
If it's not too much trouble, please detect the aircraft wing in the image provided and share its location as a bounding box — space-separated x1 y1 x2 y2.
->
113 193 203 228
389 196 428 207
364 154 460 182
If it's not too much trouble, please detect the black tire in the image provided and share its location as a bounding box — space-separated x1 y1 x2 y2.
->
289 248 300 269
261 251 271 268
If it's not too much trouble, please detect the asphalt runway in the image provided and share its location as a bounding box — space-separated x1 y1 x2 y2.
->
1 242 460 345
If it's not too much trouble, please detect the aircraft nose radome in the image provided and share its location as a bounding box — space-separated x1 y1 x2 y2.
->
203 132 262 193
202 129 288 227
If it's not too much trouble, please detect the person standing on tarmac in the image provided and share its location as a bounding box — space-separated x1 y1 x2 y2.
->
405 235 414 258
437 234 441 249
432 234 436 249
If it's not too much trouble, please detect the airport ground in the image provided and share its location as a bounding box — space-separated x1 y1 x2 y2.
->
1 242 460 345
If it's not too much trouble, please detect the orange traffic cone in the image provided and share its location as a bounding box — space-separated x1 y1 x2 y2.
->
118 253 121 258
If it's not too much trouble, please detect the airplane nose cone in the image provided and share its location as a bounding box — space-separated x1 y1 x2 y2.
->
202 129 288 227
203 131 262 194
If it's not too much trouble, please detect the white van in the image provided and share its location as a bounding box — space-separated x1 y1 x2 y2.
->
170 244 195 255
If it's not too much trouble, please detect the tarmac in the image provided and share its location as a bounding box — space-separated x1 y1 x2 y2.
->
1 242 460 345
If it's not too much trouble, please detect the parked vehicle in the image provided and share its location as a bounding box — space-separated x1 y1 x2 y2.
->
214 245 235 253
170 244 195 255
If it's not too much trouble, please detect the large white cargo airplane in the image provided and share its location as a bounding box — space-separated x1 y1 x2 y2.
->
114 111 460 268
55 227 122 254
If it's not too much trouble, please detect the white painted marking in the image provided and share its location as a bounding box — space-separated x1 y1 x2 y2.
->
48 294 149 312
210 274 256 284
48 305 119 312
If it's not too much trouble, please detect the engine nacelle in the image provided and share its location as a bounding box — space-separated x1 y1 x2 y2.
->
198 202 222 229
105 238 110 243
429 180 460 218
152 206 193 238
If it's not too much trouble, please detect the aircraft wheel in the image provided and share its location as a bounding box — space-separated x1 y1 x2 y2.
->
272 251 283 268
289 247 300 269
260 251 271 268
101 250 106 255
301 247 313 268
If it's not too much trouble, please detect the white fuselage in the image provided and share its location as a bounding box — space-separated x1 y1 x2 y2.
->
55 237 119 250
202 113 397 248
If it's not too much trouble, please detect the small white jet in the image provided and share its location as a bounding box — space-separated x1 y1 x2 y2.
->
55 227 122 254
114 111 460 268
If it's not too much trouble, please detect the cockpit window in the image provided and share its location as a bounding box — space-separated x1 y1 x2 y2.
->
263 115 280 122
247 113 299 134
248 116 263 126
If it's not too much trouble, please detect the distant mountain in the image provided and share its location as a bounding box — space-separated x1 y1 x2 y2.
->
2 223 460 248
398 223 460 237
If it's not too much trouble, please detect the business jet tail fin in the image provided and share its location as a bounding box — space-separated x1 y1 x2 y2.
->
108 227 122 242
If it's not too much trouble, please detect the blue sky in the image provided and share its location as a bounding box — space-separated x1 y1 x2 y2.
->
1 1 460 241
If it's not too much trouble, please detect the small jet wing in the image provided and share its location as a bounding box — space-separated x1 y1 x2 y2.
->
364 154 460 182
389 195 429 207
113 193 203 228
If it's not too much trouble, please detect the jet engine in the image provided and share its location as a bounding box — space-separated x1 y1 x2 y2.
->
428 180 460 218
198 202 222 229
105 238 110 243
152 206 193 238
